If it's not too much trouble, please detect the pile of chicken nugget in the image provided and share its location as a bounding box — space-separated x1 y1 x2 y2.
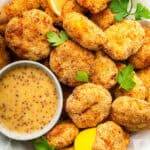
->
0 0 150 150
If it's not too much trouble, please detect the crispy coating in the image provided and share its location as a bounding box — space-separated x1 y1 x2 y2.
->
129 26 150 69
91 51 118 89
93 121 129 150
137 67 150 102
91 8 115 30
0 23 7 34
111 96 150 132
63 12 107 51
46 121 79 149
0 0 40 24
5 9 57 60
61 0 87 20
39 0 62 26
50 40 94 86
61 147 74 150
66 83 112 128
0 35 10 69
114 73 147 100
104 20 145 60
76 0 111 14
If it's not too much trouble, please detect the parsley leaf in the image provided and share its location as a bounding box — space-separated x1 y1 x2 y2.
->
47 30 69 47
134 3 150 20
109 0 129 21
117 64 136 91
109 0 150 21
75 71 89 82
33 137 55 150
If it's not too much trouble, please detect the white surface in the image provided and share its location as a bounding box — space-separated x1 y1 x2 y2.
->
0 0 150 150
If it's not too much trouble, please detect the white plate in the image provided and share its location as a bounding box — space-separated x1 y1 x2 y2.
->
0 0 150 150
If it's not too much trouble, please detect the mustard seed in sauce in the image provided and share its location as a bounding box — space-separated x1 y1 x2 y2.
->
0 66 58 133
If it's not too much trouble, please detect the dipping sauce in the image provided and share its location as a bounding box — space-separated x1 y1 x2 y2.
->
0 66 58 133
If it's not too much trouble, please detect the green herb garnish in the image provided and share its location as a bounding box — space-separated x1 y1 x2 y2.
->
117 64 136 91
134 3 150 20
75 71 89 82
33 137 55 150
47 30 69 47
109 0 150 21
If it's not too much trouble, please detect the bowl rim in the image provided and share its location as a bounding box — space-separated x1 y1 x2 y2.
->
0 60 63 141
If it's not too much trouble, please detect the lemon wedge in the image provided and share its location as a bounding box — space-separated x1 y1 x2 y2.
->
47 0 67 16
75 128 96 150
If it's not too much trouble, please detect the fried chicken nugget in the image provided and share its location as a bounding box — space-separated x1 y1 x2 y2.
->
50 40 94 86
93 121 129 150
91 8 115 30
61 0 87 19
114 73 147 100
5 9 57 60
0 0 40 24
66 83 112 128
46 121 79 149
91 51 118 89
104 20 145 60
129 26 150 69
111 96 150 132
0 35 9 69
63 12 107 51
137 67 150 102
76 0 111 14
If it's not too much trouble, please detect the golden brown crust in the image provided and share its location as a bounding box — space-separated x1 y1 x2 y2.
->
5 9 57 60
91 51 118 89
0 0 40 24
93 121 129 150
91 8 115 30
50 40 94 86
76 0 111 14
0 36 10 68
129 26 150 69
63 12 107 51
104 20 145 60
111 96 150 132
46 121 79 149
66 83 112 128
114 73 147 100
60 146 74 150
137 67 150 102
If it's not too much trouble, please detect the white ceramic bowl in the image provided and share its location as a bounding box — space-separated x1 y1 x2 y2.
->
0 60 63 141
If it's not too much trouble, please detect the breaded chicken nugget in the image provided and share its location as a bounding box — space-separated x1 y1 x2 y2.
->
104 20 145 60
0 36 9 69
111 96 150 132
91 8 115 30
5 9 57 60
93 121 129 150
0 0 40 24
61 0 87 19
76 0 111 14
137 67 150 102
114 73 147 100
66 83 112 128
91 51 118 89
46 121 79 149
129 26 150 69
50 40 94 86
63 12 107 51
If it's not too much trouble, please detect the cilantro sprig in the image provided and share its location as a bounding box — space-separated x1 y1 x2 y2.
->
75 71 89 82
117 64 136 91
33 137 55 150
47 30 69 47
109 0 150 21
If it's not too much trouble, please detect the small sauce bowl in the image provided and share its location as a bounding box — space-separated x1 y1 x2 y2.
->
0 60 63 141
